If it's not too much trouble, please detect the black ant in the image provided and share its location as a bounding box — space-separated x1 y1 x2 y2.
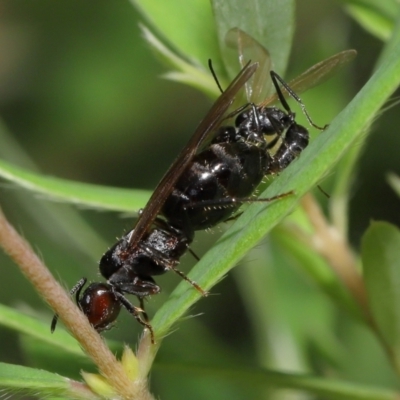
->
51 29 356 343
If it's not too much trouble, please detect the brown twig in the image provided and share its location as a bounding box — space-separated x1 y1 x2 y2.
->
0 207 154 400
298 194 400 374
300 194 371 321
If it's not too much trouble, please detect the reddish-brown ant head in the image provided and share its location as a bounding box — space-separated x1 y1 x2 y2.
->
78 283 122 332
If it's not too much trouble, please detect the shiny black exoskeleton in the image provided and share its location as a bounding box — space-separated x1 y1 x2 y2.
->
50 61 259 342
235 103 310 175
268 123 309 174
160 119 272 235
161 69 314 236
52 64 324 341
235 70 313 176
100 220 193 297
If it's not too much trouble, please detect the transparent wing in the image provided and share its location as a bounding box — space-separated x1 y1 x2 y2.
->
259 49 357 108
128 61 258 249
225 28 272 104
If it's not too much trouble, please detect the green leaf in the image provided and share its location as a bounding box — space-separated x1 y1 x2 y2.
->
342 0 399 41
131 0 220 70
0 158 151 212
0 1 295 214
0 304 83 356
137 0 295 99
0 120 110 260
140 25 220 98
0 303 123 365
362 222 400 360
212 0 295 78
0 362 96 399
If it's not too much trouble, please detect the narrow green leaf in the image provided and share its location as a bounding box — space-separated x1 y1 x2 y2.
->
0 303 123 362
140 25 220 98
0 362 67 390
342 0 399 41
345 5 395 40
0 362 96 399
0 119 111 260
0 158 150 212
131 0 220 70
0 304 83 356
362 222 400 356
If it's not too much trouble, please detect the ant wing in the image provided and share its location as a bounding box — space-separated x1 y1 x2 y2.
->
259 49 357 108
127 61 258 249
225 28 272 104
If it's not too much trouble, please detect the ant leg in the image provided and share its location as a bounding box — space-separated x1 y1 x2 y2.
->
51 277 87 333
317 185 330 198
50 314 59 333
270 71 326 130
187 191 294 211
223 211 243 223
169 265 209 296
188 247 200 261
73 277 87 306
141 217 207 295
141 213 205 296
138 297 149 322
208 59 224 94
151 218 199 261
251 103 261 131
138 242 208 296
113 290 155 344
152 217 200 260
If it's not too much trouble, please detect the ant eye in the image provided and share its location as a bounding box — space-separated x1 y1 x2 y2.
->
235 109 250 126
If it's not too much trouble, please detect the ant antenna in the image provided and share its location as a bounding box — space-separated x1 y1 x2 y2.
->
208 59 224 94
270 71 326 131
317 185 330 198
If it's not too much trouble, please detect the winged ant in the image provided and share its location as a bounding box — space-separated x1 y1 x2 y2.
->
51 29 356 343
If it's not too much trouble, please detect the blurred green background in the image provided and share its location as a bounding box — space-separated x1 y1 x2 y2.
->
0 0 399 399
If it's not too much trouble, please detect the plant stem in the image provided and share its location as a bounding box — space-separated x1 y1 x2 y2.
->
301 194 370 320
300 194 400 374
0 208 153 400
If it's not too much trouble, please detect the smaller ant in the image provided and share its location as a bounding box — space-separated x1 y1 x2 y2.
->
51 277 154 340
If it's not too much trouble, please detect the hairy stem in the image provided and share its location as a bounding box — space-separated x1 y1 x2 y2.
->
0 208 153 400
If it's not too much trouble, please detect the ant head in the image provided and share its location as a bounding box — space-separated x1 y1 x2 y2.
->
78 282 122 332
